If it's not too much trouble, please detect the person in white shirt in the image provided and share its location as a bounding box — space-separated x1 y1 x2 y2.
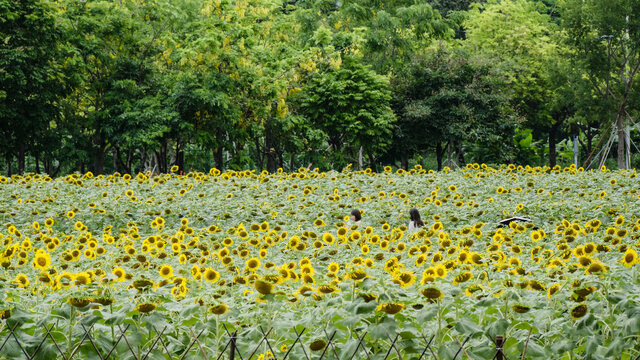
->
408 208 425 231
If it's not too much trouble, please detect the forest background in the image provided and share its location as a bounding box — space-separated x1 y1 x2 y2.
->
1 0 640 176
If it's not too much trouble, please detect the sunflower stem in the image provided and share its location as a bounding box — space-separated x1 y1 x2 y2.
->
67 304 75 357
437 300 442 344
110 303 114 343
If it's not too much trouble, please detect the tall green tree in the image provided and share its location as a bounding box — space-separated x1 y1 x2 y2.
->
57 0 182 174
0 0 69 174
561 0 640 169
392 46 518 169
296 55 396 170
464 0 572 167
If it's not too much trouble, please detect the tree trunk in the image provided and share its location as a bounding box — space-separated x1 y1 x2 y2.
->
161 141 168 173
616 111 626 169
175 140 184 173
94 142 106 175
266 150 277 173
126 149 134 174
435 142 444 171
35 152 40 173
17 144 25 175
456 142 465 166
549 125 557 168
214 147 223 170
140 150 147 173
265 128 277 173
5 156 12 176
254 137 264 170
367 152 376 172
446 142 454 168
114 146 128 173
289 152 295 171
113 149 119 173
401 156 409 170
578 123 596 158
358 146 363 170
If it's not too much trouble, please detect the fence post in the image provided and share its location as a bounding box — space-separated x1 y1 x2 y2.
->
230 331 237 360
496 336 504 360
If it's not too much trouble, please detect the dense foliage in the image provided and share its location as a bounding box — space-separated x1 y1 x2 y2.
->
1 0 640 175
1 165 640 359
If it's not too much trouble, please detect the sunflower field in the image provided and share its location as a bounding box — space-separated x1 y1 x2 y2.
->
1 164 640 359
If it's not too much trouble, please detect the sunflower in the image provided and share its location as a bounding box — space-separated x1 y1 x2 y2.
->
296 285 314 297
512 304 530 314
547 283 561 298
204 268 220 283
376 303 405 315
420 287 444 300
322 233 335 245
222 256 234 266
209 304 228 315
570 304 588 320
233 275 247 285
74 273 91 286
245 257 261 272
136 302 157 314
577 256 591 267
527 280 545 291
66 210 75 219
84 249 96 259
508 257 521 267
622 248 637 267
457 251 469 264
317 285 338 294
309 339 327 351
453 272 473 285
585 262 605 275
33 251 51 270
158 264 174 279
14 274 29 288
360 244 370 255
394 271 416 288
364 258 374 268
530 231 541 242
68 297 91 308
347 269 368 280
337 227 348 237
327 263 339 273
254 279 274 295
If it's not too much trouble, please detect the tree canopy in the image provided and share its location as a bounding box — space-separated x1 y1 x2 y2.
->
1 0 639 175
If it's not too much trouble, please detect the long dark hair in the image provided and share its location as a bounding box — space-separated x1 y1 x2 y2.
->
351 209 362 221
409 208 424 227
